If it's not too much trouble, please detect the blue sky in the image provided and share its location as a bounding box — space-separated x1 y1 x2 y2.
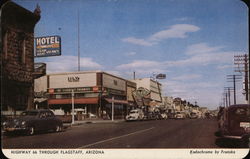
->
15 0 248 109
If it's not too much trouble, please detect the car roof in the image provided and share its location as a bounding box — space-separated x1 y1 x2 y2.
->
228 104 250 109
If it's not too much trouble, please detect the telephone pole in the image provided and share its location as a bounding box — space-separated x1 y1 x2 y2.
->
224 87 233 106
77 9 80 71
227 75 242 105
234 54 249 104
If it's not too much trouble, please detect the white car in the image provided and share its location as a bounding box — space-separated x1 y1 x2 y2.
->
175 112 185 119
161 113 168 120
126 109 144 121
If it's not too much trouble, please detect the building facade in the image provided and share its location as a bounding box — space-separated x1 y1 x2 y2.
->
132 78 163 103
1 1 40 114
35 71 136 120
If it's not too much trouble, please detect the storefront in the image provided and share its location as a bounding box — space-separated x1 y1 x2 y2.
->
35 71 132 120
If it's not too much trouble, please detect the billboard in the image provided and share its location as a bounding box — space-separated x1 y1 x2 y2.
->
35 35 61 57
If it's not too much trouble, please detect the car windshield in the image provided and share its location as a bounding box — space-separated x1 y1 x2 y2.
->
21 111 38 116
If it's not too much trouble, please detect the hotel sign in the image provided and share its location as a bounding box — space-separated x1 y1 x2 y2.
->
35 36 61 57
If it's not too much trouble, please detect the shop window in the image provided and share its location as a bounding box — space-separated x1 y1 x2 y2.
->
84 93 99 98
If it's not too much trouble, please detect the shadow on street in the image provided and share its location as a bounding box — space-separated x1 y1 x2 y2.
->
215 137 243 148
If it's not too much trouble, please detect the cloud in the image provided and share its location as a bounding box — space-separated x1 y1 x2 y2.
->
172 74 202 81
45 55 102 73
217 64 233 70
125 51 137 56
149 24 200 42
185 43 224 55
122 37 153 46
165 43 236 67
116 43 238 71
116 60 162 70
163 80 222 108
175 17 193 21
122 24 200 46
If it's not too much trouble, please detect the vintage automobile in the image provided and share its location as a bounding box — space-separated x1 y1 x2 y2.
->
217 104 250 148
175 111 185 119
2 109 63 135
189 112 198 119
125 109 145 121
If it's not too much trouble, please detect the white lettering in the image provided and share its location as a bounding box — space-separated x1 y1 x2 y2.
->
36 36 60 46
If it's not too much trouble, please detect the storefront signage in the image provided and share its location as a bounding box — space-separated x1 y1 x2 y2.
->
68 76 80 82
106 88 126 96
53 87 97 93
35 35 61 57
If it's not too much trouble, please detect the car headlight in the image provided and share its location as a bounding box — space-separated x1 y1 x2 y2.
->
2 122 6 126
21 121 26 125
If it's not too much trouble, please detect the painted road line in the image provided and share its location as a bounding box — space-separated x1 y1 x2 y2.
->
78 127 155 148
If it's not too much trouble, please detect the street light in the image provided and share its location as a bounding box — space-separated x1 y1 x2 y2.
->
71 90 75 125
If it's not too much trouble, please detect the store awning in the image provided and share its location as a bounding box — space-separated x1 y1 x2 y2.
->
48 97 99 105
104 98 128 104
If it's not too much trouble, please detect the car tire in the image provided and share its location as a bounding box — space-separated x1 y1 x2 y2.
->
241 135 250 148
55 125 62 132
27 127 35 136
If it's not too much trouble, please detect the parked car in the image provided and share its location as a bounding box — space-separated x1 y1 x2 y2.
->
175 111 185 119
217 104 250 148
2 109 63 135
160 113 168 120
189 112 198 119
126 109 144 121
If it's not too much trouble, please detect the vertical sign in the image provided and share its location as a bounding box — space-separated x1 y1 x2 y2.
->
35 35 61 57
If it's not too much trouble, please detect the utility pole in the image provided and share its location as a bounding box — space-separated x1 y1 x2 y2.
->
77 9 80 71
224 87 233 106
224 92 228 107
227 75 242 105
71 90 75 125
234 54 249 104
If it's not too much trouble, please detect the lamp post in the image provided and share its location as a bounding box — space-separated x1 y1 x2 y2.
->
71 90 75 125
111 96 114 121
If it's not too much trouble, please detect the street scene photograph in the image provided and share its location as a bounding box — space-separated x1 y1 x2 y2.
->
1 0 249 158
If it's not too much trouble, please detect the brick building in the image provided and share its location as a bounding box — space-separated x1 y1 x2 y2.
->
1 1 40 114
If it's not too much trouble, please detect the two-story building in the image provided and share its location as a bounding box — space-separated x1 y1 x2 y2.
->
35 71 136 120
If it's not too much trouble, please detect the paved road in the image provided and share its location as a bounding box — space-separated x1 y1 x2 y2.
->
2 119 219 149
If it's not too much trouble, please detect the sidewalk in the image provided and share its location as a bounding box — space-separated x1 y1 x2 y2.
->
63 119 125 127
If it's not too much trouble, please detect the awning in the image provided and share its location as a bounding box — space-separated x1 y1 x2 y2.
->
48 97 99 105
104 98 128 104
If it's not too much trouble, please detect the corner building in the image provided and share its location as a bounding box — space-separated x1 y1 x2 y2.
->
35 71 136 120
1 1 40 114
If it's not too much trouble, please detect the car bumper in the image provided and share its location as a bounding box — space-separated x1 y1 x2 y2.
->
3 127 27 132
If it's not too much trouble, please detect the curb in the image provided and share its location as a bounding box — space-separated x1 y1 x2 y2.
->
63 120 125 127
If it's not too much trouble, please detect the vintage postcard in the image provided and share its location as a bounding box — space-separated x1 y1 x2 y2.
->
1 0 249 158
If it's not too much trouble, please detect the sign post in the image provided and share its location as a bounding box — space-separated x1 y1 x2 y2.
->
71 90 75 125
112 96 114 121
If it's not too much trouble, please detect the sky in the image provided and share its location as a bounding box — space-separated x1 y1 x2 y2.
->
15 0 248 110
